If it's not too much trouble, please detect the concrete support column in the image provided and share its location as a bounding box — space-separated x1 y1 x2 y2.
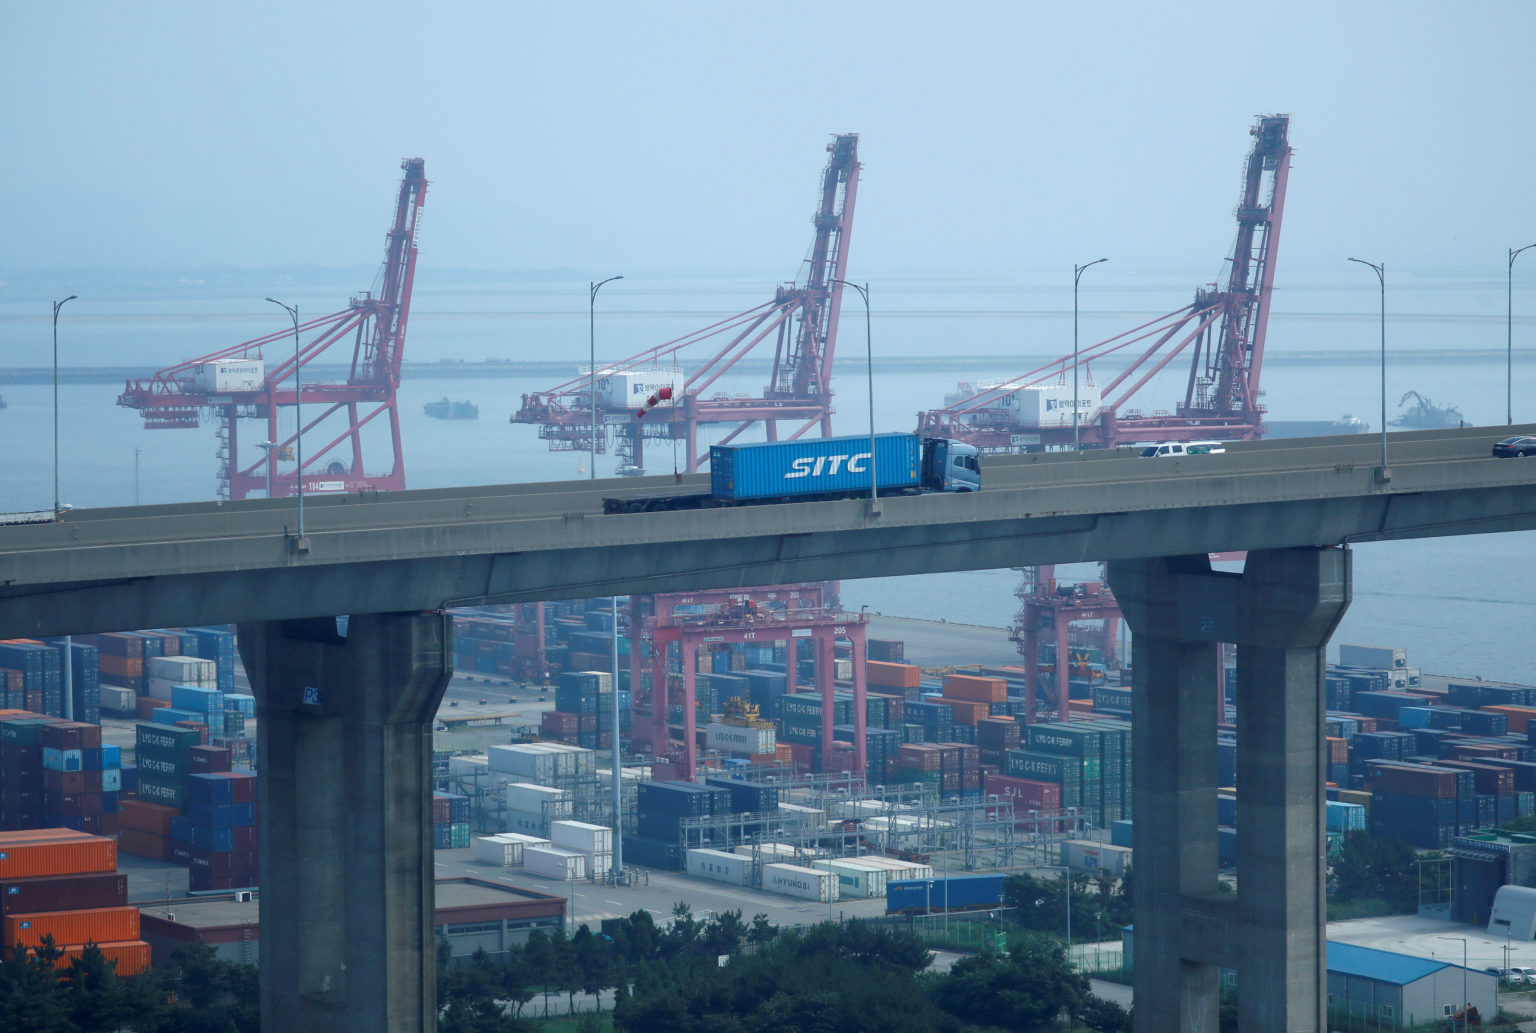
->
238 612 452 1033
1108 555 1225 1033
1233 548 1350 1033
1054 611 1071 720
1107 547 1350 1033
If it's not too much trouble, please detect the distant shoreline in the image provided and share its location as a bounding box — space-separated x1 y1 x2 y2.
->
1 349 1528 385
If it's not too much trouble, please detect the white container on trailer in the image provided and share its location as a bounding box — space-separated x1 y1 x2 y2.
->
764 863 839 902
549 820 614 853
588 850 613 875
809 858 887 898
524 845 587 880
687 848 752 886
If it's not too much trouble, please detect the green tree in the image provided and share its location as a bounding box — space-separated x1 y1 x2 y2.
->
1080 995 1133 1033
66 942 134 1033
931 933 1087 1032
1330 833 1427 912
700 910 747 958
0 942 71 1033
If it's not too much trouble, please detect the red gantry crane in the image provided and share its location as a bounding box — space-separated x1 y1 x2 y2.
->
118 158 428 500
917 117 1290 720
915 115 1290 450
511 134 860 475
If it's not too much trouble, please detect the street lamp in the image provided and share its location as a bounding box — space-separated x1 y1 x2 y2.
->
1347 259 1387 475
52 295 78 721
257 441 277 499
265 298 304 538
1073 260 1108 452
1510 243 1536 425
589 276 624 480
831 280 877 506
52 295 78 517
1438 935 1468 1032
1041 863 1074 964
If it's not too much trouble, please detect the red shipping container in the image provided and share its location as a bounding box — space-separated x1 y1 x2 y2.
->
94 633 144 659
188 746 232 774
98 654 143 680
44 770 87 795
0 830 117 879
116 828 170 861
223 772 256 803
0 872 128 917
1369 763 1459 799
1437 760 1516 796
936 699 990 725
232 825 258 850
1481 705 1536 734
898 744 943 772
5 905 141 948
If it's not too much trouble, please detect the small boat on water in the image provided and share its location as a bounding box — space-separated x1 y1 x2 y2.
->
1390 390 1464 429
424 397 478 420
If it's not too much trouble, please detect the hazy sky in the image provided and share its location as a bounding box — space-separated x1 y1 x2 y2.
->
6 1 1532 281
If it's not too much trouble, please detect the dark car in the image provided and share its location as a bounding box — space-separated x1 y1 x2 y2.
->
1493 435 1536 457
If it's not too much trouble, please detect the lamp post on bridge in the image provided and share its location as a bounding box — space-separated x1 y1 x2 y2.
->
589 276 624 480
52 295 78 721
1510 243 1536 425
1347 258 1387 475
265 298 304 538
831 279 877 506
1073 259 1108 452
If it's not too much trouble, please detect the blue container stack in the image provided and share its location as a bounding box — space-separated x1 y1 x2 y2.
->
432 792 471 849
171 685 227 739
0 642 62 716
179 766 259 891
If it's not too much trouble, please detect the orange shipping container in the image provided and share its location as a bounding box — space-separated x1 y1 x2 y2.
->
942 674 1006 703
0 830 117 880
1482 705 1536 734
29 939 152 977
937 698 990 725
6 905 141 948
118 799 180 837
98 654 143 679
866 661 921 689
135 697 169 719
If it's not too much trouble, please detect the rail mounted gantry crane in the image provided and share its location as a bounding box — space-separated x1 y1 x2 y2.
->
915 115 1291 451
118 159 428 500
511 134 860 475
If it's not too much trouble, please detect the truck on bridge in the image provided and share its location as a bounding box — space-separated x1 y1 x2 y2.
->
603 433 981 514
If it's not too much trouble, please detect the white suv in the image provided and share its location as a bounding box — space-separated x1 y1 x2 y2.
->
1139 440 1227 458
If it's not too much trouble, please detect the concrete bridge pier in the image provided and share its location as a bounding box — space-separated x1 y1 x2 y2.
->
1107 547 1350 1033
238 611 453 1033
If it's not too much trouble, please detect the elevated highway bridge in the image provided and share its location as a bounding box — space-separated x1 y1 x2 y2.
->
2 423 1532 1033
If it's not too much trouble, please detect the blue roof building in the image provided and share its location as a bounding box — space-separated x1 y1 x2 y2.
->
1122 928 1497 1029
1326 941 1495 1029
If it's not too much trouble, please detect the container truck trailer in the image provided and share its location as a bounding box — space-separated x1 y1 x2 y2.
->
602 433 980 514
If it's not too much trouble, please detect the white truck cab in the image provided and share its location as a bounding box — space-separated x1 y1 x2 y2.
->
1139 440 1227 458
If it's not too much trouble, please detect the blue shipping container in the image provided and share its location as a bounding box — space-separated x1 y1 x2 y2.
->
886 873 1006 914
711 433 921 501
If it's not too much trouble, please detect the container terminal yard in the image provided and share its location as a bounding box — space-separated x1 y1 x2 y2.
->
8 588 1536 1016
